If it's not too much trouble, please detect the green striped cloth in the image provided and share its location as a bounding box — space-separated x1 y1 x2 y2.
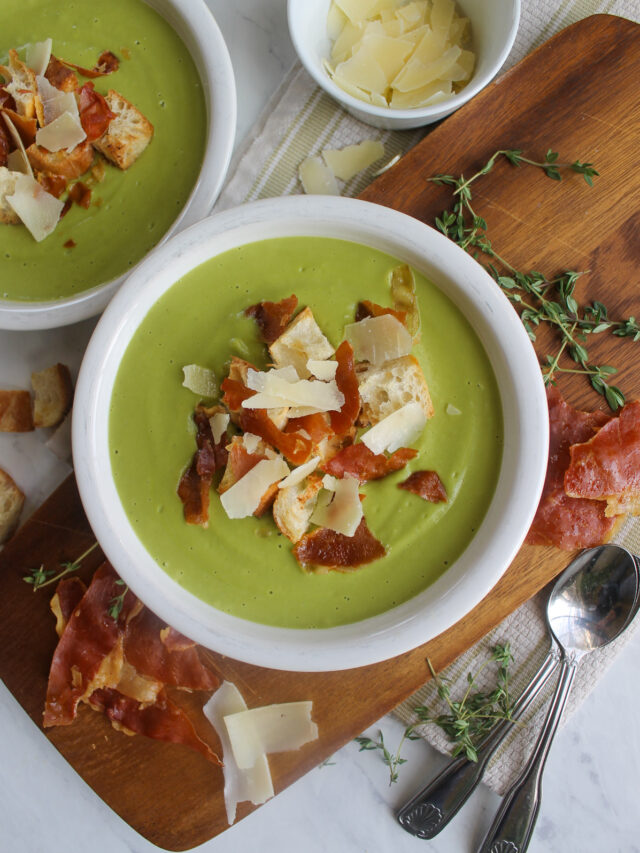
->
216 0 640 793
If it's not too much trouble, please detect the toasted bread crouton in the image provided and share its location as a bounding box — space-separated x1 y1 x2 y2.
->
0 468 25 545
26 140 94 179
273 475 323 543
0 166 21 224
0 389 34 432
0 50 38 119
32 363 73 428
357 354 434 426
93 89 153 170
44 56 79 93
269 307 334 378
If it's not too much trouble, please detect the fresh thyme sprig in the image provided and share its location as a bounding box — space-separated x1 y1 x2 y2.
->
23 542 99 591
108 579 129 620
430 149 634 410
414 644 516 762
355 726 421 785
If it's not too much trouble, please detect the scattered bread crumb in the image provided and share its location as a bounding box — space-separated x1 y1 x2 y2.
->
0 468 25 545
0 389 34 432
32 363 73 428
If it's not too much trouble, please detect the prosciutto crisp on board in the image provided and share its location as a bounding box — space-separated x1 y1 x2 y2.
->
44 561 222 766
525 387 640 549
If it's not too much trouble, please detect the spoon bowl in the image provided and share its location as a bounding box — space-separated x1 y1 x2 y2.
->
479 544 640 853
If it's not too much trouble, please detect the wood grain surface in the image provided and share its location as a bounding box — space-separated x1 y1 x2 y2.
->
1 14 639 851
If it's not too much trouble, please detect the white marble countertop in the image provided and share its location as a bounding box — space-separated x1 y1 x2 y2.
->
1 2 640 852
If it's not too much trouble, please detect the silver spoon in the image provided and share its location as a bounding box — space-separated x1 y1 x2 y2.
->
477 544 640 853
396 544 640 841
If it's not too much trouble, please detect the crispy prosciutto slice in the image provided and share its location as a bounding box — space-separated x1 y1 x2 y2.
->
329 341 360 437
322 443 417 482
293 518 386 572
245 294 298 344
50 577 87 637
525 386 617 549
398 470 447 502
124 607 219 691
355 300 407 326
564 400 640 516
239 408 312 466
43 562 136 727
221 376 256 412
286 412 333 444
88 687 221 766
59 50 120 79
77 82 116 141
177 405 229 526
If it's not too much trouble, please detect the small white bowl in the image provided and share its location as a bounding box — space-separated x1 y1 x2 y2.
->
288 0 520 130
73 195 548 672
0 0 236 331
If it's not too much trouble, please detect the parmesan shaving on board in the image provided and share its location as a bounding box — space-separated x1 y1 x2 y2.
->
224 702 318 770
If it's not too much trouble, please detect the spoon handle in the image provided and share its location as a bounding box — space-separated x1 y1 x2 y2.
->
477 657 577 853
396 646 561 839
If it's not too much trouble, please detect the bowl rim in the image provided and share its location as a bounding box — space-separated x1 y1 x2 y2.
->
287 0 521 121
0 0 237 331
73 195 548 672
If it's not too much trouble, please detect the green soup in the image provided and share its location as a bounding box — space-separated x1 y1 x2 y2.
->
0 0 206 302
109 237 504 628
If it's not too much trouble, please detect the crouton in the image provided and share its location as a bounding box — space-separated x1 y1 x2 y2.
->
26 140 94 179
273 475 323 543
93 89 153 170
0 50 38 119
0 166 21 224
357 354 434 426
44 56 79 93
32 363 73 428
269 307 334 378
0 468 25 545
0 390 34 432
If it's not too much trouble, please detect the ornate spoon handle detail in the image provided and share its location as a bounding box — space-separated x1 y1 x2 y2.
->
397 646 560 839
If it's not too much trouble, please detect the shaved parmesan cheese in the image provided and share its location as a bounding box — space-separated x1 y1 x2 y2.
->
344 313 412 365
7 173 63 242
242 371 344 413
36 74 79 124
26 39 52 76
334 0 381 24
209 412 229 443
242 432 264 454
182 364 217 397
321 139 385 181
203 682 274 826
246 366 298 391
306 359 338 381
220 456 289 519
2 114 33 177
278 456 321 489
35 111 86 153
327 2 348 39
361 401 426 455
298 156 340 196
310 475 363 536
446 403 461 416
224 702 318 770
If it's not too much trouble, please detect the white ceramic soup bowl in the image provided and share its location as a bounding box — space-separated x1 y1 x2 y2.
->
288 0 520 130
73 195 547 672
0 0 236 331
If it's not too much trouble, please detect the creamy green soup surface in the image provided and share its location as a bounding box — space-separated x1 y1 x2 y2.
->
1 0 206 302
109 237 504 629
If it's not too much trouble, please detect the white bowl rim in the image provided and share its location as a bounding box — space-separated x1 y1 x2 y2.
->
0 0 237 331
287 0 521 121
73 195 548 672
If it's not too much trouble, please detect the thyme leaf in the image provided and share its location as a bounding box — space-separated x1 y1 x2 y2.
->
355 726 420 785
429 149 633 410
414 644 516 763
108 579 129 621
23 542 99 591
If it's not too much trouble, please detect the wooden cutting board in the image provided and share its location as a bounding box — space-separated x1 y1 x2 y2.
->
1 14 638 851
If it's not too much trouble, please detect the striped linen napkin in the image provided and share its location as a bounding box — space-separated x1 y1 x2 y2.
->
215 0 640 794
